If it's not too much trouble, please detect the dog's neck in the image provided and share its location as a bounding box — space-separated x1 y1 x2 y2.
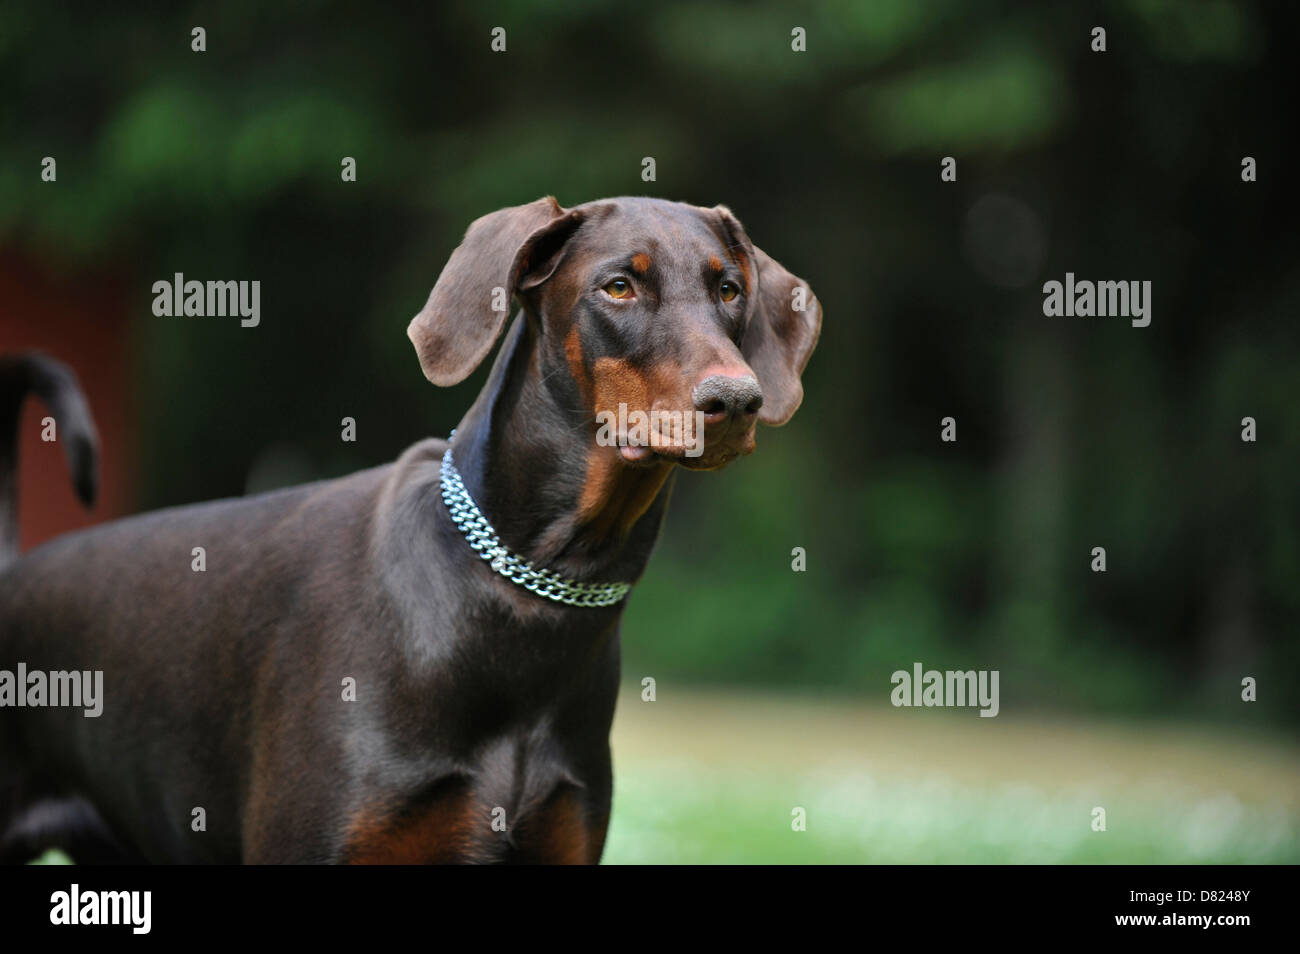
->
448 314 675 587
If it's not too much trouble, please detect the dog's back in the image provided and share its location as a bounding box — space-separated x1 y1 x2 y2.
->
0 359 428 861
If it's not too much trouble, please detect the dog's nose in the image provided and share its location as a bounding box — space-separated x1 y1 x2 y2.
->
693 374 763 421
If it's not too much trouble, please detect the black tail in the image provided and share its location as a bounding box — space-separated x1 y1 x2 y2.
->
0 352 99 568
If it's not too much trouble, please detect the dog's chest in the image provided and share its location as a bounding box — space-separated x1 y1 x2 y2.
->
339 716 609 864
336 629 620 863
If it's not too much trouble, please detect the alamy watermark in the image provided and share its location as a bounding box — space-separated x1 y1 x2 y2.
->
50 884 150 934
891 662 1000 717
1042 272 1151 327
0 664 103 717
595 403 706 457
151 273 260 327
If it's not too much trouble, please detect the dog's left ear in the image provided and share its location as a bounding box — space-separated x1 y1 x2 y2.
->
409 196 584 386
713 206 822 426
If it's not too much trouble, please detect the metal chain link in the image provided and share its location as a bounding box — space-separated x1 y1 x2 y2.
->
439 433 631 608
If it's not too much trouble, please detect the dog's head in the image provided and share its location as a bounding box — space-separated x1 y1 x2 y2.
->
408 196 821 470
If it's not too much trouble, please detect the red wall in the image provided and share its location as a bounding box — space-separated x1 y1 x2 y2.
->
0 251 133 551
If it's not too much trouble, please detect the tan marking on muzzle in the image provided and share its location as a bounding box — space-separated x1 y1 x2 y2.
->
565 323 590 397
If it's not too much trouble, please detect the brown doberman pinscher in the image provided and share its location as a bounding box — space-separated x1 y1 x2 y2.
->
0 196 820 863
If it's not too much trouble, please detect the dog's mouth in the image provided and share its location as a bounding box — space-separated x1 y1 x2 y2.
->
615 435 754 471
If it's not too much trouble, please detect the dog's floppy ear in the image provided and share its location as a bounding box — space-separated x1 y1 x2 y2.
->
714 206 822 426
408 196 582 386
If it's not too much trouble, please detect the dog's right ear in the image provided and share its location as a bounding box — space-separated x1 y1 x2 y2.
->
408 196 582 386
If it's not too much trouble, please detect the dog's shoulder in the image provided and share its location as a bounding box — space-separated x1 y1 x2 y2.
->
395 436 449 469
371 437 448 530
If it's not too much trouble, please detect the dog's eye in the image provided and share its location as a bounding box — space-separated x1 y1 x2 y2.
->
719 281 740 303
603 278 635 300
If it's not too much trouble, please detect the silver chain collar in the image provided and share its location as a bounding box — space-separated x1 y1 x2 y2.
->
438 433 631 608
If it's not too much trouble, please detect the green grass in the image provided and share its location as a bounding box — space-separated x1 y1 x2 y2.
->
602 686 1300 864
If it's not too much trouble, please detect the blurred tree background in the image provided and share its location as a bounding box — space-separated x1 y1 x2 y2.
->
2 0 1295 732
